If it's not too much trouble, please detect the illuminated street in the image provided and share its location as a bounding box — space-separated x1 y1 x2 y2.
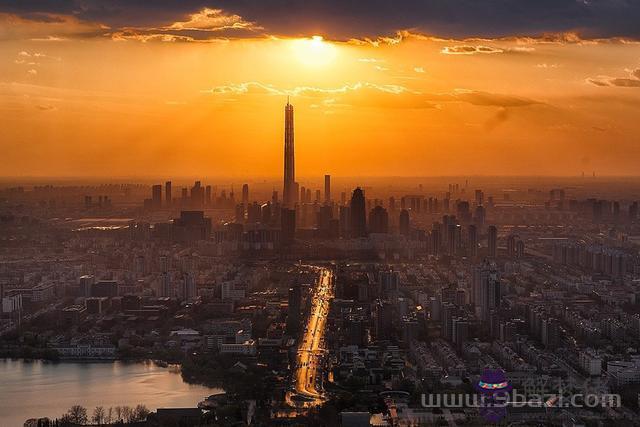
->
287 267 334 407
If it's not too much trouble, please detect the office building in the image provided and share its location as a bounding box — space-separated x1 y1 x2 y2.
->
488 225 497 258
283 100 296 207
151 184 162 209
350 187 367 238
324 174 331 204
165 181 172 207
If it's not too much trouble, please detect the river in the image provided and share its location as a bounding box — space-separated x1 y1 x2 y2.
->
0 359 222 426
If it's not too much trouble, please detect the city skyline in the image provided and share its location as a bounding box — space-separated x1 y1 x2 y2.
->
3 2 640 426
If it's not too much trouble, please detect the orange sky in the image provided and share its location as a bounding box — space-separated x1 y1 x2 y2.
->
2 11 640 178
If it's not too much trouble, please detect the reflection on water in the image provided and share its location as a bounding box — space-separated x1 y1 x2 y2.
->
0 359 221 426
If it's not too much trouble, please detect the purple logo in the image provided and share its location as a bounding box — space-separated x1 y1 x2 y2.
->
475 369 512 422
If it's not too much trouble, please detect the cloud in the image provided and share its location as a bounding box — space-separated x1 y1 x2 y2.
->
609 78 640 88
37 104 56 111
441 45 503 55
202 81 541 112
110 31 205 43
108 7 262 42
450 89 540 107
484 107 510 131
588 69 640 88
165 8 260 32
203 81 416 97
414 67 425 73
587 78 610 87
16 50 61 61
27 69 37 75
3 1 640 41
0 12 107 41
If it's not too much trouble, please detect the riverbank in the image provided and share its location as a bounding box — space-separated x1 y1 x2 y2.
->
0 358 222 426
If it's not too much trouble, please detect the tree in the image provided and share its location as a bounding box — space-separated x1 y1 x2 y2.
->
65 405 88 424
132 404 150 421
105 407 113 425
121 406 133 423
92 406 105 425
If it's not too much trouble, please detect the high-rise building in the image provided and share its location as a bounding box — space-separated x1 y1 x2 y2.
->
472 262 501 321
507 234 517 257
281 208 296 245
205 185 212 206
283 100 296 207
488 225 498 258
165 181 172 207
324 174 331 205
160 272 172 298
242 183 249 206
79 275 95 298
151 184 162 209
369 206 389 234
474 205 486 227
339 206 351 238
191 181 205 209
516 239 525 258
350 187 367 238
181 273 196 302
374 300 393 341
468 224 478 258
399 209 410 236
235 204 245 223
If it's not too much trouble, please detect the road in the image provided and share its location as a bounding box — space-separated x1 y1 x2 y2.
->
287 267 334 407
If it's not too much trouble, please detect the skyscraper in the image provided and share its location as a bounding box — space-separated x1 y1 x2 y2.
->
281 208 296 245
324 174 331 205
283 100 296 207
468 224 478 258
350 187 367 238
472 261 501 322
151 184 162 209
399 209 410 236
165 181 172 207
181 273 196 302
488 225 498 258
369 206 389 234
242 183 249 206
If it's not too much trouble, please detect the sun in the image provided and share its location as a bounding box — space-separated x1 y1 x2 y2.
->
291 35 338 68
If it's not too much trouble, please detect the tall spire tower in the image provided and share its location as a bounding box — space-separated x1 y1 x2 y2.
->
283 98 295 207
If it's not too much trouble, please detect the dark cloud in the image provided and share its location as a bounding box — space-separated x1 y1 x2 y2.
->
441 45 503 55
589 69 640 88
452 91 540 107
2 0 640 40
609 78 640 88
484 107 510 132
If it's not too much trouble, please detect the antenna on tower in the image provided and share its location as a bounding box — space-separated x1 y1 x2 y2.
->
287 95 290 105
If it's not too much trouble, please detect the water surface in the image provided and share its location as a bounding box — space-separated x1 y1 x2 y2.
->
0 359 221 426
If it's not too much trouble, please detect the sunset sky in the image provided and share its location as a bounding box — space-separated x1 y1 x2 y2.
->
2 1 640 178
